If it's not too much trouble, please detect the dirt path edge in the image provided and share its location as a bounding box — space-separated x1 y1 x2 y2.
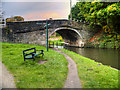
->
52 48 82 88
0 61 16 88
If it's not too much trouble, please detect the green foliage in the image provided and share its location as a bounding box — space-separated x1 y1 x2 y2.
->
6 16 24 22
88 32 120 49
56 33 60 36
94 44 99 48
2 43 68 88
70 2 120 34
105 42 114 48
99 42 105 48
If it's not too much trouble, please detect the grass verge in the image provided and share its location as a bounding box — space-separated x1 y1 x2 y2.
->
60 49 119 88
2 42 68 88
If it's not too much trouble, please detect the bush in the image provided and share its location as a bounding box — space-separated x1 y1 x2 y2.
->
99 42 105 48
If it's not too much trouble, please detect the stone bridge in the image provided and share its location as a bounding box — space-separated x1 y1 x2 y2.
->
2 19 94 47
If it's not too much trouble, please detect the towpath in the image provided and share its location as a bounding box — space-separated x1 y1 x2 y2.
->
0 61 16 89
53 48 82 88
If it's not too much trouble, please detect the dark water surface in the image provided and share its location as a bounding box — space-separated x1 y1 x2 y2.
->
65 47 119 70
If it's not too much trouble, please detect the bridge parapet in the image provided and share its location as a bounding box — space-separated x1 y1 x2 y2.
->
5 19 84 34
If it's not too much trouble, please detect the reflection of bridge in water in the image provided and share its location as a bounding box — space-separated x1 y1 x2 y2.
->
2 19 97 47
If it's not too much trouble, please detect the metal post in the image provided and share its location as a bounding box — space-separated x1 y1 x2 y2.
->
46 20 48 51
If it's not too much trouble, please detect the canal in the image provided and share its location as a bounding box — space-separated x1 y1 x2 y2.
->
65 47 119 70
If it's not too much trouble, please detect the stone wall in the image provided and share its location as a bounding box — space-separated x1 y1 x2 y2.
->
2 28 47 46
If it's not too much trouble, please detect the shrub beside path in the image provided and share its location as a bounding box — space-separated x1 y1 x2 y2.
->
0 61 16 88
53 48 82 88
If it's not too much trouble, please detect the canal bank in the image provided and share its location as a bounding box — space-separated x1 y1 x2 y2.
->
49 41 119 70
65 47 119 70
59 49 119 88
84 30 120 49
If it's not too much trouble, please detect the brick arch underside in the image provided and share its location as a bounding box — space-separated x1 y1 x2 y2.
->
52 29 83 46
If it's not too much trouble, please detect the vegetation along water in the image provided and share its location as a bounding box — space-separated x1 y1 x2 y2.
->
69 2 120 49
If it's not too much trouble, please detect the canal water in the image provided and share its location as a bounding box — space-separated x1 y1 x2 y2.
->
52 44 119 70
65 47 119 70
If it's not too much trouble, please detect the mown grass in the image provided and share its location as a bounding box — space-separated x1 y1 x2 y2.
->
2 42 68 88
60 49 119 88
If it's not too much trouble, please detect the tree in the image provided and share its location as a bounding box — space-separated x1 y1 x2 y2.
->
69 2 120 35
6 16 24 22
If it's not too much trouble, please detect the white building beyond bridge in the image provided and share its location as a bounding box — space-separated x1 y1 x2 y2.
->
0 2 6 28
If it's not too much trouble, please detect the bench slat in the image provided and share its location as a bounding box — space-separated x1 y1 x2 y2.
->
23 47 36 52
26 55 33 59
34 53 42 56
25 52 36 56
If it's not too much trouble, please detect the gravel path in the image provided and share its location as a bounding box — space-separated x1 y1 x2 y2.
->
0 61 16 89
53 48 82 88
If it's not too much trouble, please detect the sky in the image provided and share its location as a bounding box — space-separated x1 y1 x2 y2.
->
1 0 77 21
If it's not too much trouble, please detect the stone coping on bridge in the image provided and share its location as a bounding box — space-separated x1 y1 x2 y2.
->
6 19 69 23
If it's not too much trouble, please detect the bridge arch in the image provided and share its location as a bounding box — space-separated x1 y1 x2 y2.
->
49 27 84 47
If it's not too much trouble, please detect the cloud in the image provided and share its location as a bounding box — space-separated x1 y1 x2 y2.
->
2 2 70 20
2 0 70 2
23 11 67 21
